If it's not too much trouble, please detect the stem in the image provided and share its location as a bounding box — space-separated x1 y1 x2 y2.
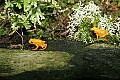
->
23 9 32 23
16 31 24 50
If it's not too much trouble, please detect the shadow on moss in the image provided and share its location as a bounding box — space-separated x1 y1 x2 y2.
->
0 40 120 80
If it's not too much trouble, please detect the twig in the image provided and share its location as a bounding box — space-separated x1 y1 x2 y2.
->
16 31 24 50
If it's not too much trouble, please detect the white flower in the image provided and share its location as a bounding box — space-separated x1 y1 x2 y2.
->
67 1 101 40
67 1 120 43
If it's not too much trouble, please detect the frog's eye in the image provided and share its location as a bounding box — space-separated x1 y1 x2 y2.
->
31 41 33 43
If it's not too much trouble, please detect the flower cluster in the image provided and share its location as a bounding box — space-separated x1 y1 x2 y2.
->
67 1 120 44
98 15 120 36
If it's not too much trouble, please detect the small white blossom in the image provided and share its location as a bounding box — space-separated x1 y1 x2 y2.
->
67 1 120 44
67 1 101 42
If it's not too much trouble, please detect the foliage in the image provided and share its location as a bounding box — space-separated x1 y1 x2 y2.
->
67 1 101 43
0 0 120 46
0 26 10 36
67 1 120 45
0 13 11 36
3 0 75 39
4 0 62 38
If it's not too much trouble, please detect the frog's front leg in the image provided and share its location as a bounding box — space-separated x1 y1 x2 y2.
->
41 44 47 50
33 44 39 50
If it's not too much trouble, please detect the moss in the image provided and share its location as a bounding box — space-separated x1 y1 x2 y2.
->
0 42 120 79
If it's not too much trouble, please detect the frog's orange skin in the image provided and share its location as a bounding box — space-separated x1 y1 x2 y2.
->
29 39 47 50
91 27 108 38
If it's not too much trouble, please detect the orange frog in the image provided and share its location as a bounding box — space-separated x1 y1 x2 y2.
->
29 39 47 50
91 27 108 38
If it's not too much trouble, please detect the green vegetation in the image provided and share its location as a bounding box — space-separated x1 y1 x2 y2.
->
0 0 119 45
67 1 120 45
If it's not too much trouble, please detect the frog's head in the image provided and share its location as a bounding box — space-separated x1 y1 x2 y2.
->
91 27 99 31
29 39 45 44
29 39 34 44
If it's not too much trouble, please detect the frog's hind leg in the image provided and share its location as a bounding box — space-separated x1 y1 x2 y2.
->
33 44 39 50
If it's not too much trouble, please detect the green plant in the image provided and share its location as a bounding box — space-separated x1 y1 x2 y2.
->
0 13 11 36
4 0 62 45
0 27 10 36
67 1 120 44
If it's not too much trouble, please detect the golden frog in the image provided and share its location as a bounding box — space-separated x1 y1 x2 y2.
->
29 39 47 50
91 27 108 38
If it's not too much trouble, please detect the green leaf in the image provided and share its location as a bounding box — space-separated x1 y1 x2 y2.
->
23 21 31 29
68 0 74 3
16 2 22 9
23 0 30 11
52 0 61 9
72 3 79 10
118 1 120 7
5 2 14 8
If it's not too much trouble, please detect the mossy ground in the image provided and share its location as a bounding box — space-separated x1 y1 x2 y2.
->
0 41 120 80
